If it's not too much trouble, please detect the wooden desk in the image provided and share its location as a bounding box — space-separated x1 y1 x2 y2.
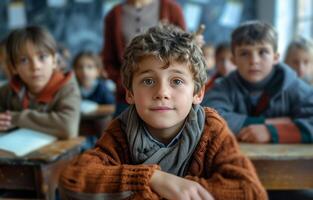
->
240 144 313 190
0 137 85 200
80 104 115 137
81 104 115 120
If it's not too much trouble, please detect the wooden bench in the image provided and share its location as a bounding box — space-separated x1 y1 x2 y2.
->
240 143 313 189
0 137 85 200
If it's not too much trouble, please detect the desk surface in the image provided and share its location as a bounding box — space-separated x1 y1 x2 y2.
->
0 137 85 199
240 143 313 190
82 104 115 120
0 137 85 164
240 143 313 160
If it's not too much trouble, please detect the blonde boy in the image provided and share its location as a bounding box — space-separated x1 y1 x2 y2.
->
203 21 313 143
285 37 313 84
0 26 80 139
60 24 266 200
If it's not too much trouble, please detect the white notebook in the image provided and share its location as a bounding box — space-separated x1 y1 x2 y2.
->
0 128 57 157
80 100 99 114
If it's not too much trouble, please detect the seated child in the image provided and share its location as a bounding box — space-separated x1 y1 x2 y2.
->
205 41 236 91
285 37 313 84
0 26 80 139
73 51 115 105
56 43 71 72
73 51 115 148
201 43 215 78
59 24 267 200
203 20 313 143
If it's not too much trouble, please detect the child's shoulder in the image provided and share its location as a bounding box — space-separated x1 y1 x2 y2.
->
203 107 228 129
201 107 234 146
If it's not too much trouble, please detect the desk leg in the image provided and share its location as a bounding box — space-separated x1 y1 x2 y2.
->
39 156 79 199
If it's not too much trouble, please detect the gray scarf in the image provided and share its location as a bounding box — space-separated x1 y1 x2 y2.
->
118 104 205 176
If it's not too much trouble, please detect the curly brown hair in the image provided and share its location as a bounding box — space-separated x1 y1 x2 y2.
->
122 23 207 94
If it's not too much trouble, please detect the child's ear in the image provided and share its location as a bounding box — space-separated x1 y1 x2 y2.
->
273 52 280 65
125 89 135 104
193 86 205 104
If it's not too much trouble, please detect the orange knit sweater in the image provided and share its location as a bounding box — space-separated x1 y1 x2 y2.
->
59 108 267 200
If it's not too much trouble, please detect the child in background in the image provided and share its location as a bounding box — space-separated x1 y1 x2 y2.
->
0 26 80 139
60 24 266 200
285 37 313 84
56 43 71 72
73 51 115 148
73 51 115 105
201 43 215 78
203 20 313 144
205 42 236 91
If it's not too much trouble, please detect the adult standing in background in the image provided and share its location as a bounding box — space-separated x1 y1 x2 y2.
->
101 0 186 116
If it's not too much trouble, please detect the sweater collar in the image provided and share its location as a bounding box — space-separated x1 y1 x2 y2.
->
10 71 72 104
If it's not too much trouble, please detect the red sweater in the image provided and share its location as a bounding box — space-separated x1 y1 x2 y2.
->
101 0 186 103
60 108 267 200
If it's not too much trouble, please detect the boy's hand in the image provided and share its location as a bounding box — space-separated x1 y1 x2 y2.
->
150 170 214 200
0 111 12 131
237 124 271 143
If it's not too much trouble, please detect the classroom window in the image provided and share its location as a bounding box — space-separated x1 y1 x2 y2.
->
296 0 313 38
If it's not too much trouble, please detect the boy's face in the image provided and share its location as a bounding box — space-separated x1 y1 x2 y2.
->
285 48 313 78
13 41 56 94
232 43 279 83
203 47 215 70
216 49 236 76
74 56 99 88
126 56 204 137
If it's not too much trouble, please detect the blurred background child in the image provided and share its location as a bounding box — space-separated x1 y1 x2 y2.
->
201 43 215 79
285 37 313 84
56 43 71 72
0 26 80 139
205 41 237 91
73 51 115 105
73 51 115 149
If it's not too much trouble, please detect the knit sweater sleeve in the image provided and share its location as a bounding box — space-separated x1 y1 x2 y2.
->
185 109 267 200
10 76 80 139
59 119 161 199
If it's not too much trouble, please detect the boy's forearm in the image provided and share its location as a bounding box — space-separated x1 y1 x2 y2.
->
185 133 267 200
10 103 80 139
60 150 160 195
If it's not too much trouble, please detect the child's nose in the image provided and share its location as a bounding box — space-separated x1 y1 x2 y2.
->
250 52 260 64
31 59 41 70
153 83 170 100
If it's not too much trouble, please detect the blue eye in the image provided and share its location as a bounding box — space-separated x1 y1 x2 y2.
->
143 78 155 86
172 79 183 86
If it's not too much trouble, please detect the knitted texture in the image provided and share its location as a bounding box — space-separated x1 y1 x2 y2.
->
59 107 267 200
